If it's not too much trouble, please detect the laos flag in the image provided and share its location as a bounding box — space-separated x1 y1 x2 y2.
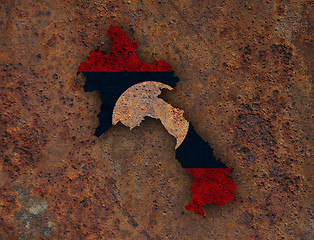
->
77 25 236 215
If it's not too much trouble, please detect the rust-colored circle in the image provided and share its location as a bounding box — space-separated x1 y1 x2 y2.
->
112 81 189 149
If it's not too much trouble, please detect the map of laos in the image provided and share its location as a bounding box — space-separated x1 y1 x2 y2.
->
77 25 237 215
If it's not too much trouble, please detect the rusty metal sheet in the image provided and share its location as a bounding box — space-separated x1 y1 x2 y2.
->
0 0 312 239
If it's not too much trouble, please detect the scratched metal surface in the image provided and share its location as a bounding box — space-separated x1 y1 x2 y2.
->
0 0 312 239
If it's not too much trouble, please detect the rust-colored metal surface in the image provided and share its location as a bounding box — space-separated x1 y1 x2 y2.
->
0 0 312 239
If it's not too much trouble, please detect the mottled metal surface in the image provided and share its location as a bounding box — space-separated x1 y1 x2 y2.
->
112 81 189 149
0 0 312 239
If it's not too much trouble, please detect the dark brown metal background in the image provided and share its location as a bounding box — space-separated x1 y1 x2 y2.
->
0 0 312 239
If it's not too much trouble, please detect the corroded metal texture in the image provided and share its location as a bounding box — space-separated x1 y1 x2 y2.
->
112 81 189 149
0 0 312 239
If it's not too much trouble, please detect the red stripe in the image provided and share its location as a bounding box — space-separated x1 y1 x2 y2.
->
185 168 237 215
78 25 172 72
